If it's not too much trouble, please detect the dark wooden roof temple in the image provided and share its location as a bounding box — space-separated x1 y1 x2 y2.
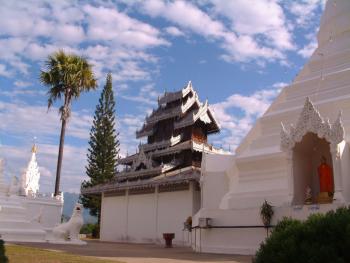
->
81 81 224 195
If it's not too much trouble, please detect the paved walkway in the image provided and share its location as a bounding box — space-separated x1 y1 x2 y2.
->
14 240 252 263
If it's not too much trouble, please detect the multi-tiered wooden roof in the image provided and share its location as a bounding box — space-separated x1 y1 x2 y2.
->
82 81 223 195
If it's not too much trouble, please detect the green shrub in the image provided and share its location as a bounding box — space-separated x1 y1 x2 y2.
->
254 207 350 263
92 224 100 238
80 223 100 238
80 224 94 235
0 240 8 263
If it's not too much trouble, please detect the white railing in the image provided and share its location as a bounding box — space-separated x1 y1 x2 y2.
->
139 134 182 152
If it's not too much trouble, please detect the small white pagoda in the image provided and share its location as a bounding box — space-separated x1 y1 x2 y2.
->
22 144 40 196
194 0 350 255
0 144 63 242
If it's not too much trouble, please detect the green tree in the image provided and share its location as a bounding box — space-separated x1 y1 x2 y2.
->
40 50 97 196
0 240 8 263
80 73 119 230
254 207 350 263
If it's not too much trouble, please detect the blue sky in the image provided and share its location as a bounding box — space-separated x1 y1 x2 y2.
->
0 0 324 193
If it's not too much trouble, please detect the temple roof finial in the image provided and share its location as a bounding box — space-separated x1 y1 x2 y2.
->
31 137 37 153
187 80 192 88
32 145 37 153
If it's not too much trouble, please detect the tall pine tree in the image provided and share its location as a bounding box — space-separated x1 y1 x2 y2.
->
81 73 119 227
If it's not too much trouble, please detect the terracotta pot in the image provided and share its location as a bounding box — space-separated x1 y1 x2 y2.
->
163 233 175 248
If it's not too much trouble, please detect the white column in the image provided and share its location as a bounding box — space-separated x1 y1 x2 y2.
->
330 143 344 203
199 177 204 210
155 186 159 243
125 189 129 240
286 151 294 205
100 192 105 238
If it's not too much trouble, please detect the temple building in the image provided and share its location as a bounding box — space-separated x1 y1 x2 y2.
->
195 0 350 254
82 82 227 244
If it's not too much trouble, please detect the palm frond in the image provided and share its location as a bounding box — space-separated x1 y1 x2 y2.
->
40 50 98 117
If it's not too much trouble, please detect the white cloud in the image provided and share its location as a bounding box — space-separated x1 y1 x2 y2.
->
289 0 325 27
0 89 45 98
119 83 160 106
0 64 12 77
212 0 294 50
84 4 169 49
298 40 318 58
139 0 290 63
272 82 288 89
0 1 168 81
53 24 85 44
14 81 32 87
165 26 185 37
0 101 92 141
211 86 280 150
142 0 225 38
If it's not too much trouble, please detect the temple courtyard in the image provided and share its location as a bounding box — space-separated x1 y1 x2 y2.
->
9 241 252 263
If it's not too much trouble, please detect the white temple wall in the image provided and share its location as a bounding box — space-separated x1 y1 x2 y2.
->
128 192 157 243
201 153 233 210
157 189 193 245
100 194 128 242
201 171 229 209
100 184 199 245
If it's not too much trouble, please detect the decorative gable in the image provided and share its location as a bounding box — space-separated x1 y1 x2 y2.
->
280 97 345 152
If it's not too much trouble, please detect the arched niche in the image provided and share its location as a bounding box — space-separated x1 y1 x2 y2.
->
292 132 333 205
280 97 345 205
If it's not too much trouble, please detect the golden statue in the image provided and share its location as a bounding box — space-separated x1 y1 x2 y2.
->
317 156 334 203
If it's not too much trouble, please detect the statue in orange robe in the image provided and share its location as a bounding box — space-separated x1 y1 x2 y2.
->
318 156 334 194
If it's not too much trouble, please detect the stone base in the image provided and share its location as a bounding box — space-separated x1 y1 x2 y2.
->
0 194 63 243
193 202 345 255
317 192 333 204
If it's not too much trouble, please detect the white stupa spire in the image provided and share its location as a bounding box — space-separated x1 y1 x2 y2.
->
22 143 41 196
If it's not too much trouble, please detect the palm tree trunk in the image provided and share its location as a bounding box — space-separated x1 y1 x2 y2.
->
54 118 67 196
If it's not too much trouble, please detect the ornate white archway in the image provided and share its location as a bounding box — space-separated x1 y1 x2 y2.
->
280 97 345 204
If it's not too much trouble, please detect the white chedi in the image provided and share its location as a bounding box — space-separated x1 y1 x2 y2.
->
22 144 40 196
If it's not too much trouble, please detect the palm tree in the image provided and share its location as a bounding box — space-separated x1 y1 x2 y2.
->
40 50 97 196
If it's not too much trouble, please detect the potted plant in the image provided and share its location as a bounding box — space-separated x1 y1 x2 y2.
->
184 216 192 232
260 200 274 227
